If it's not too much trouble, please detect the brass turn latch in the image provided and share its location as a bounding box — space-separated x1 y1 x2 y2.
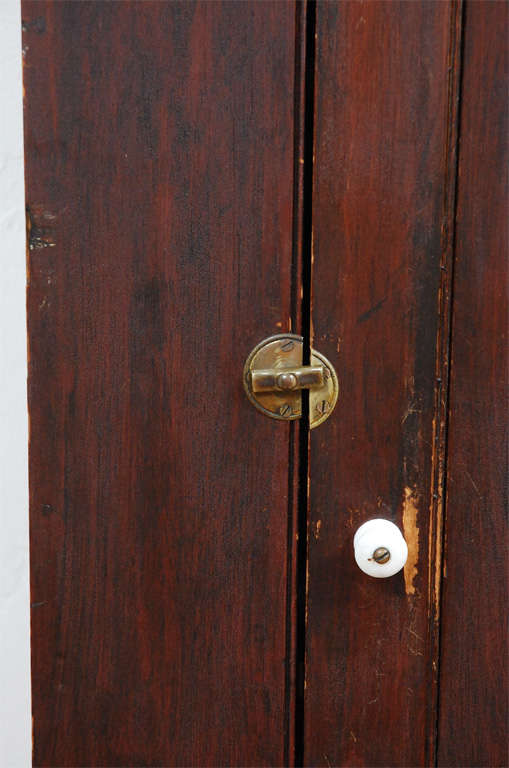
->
251 365 324 394
243 334 339 428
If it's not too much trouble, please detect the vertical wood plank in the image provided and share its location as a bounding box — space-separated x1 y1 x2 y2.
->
437 3 508 766
23 2 300 764
305 2 457 765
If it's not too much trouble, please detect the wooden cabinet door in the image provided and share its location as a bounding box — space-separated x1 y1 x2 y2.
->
23 2 304 764
23 1 506 766
305 2 507 767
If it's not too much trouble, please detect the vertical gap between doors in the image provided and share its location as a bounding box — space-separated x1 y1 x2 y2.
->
433 1 466 764
294 1 316 765
284 2 306 762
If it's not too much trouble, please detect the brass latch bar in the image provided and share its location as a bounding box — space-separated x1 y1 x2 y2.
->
251 365 324 393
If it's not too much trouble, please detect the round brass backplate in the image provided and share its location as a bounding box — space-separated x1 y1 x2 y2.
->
243 334 339 429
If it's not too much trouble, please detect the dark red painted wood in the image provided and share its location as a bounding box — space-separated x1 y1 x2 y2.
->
23 2 300 764
437 3 508 766
23 2 507 765
305 3 460 765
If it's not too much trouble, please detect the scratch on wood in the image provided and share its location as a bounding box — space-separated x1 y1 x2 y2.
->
357 296 387 324
464 469 481 496
402 486 420 595
407 627 424 642
401 401 421 424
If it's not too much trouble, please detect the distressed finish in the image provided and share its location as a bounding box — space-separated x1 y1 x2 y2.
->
305 2 459 765
437 3 508 766
23 2 300 765
23 0 507 765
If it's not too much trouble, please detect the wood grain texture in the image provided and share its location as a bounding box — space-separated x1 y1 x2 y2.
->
437 3 508 766
23 2 300 765
305 3 458 765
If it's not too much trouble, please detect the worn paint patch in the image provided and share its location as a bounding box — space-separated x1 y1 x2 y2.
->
27 205 56 250
402 486 420 595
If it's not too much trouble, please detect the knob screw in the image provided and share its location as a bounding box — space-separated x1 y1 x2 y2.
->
372 546 391 564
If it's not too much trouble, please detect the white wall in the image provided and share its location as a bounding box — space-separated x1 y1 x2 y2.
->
0 0 31 765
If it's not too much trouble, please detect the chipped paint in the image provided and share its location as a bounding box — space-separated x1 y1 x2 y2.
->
402 486 419 595
428 408 445 625
26 205 57 250
433 500 442 618
313 519 322 540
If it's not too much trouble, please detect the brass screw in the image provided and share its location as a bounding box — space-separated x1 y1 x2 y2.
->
373 547 391 564
279 403 292 417
280 340 294 352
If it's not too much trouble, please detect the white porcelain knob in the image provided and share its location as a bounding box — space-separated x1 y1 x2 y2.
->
353 519 408 578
